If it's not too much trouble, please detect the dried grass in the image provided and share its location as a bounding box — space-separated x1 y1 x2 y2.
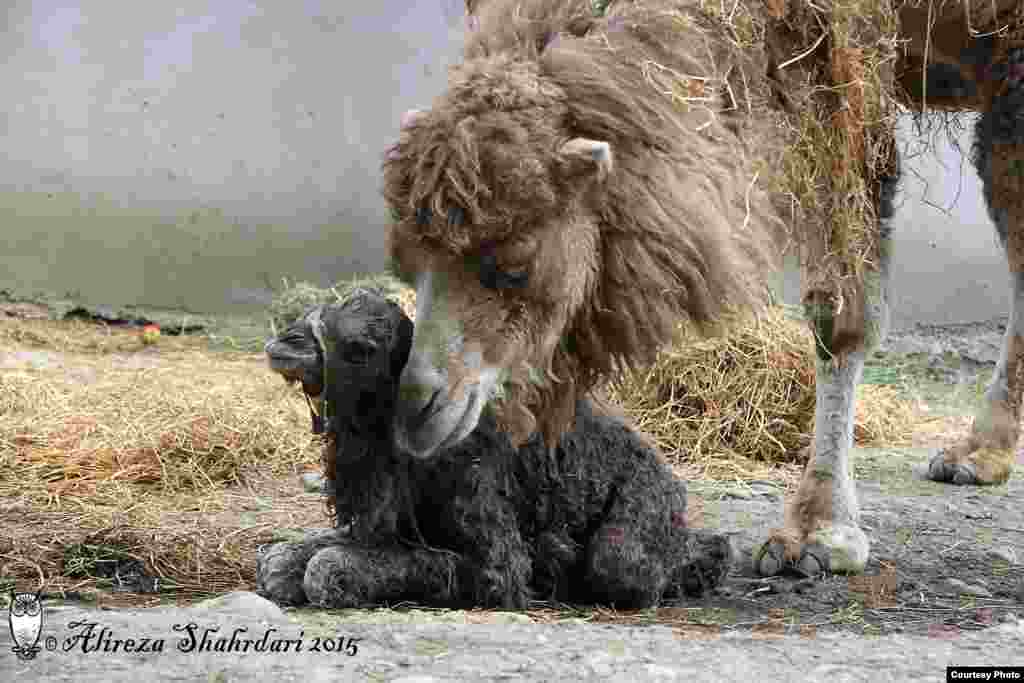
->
267 272 417 333
0 317 327 599
607 307 920 479
0 274 421 601
0 317 208 355
854 383 920 446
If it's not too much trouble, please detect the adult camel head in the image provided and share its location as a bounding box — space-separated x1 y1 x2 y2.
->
382 0 777 459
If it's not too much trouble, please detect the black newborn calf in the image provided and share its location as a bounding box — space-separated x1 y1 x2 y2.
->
258 289 732 609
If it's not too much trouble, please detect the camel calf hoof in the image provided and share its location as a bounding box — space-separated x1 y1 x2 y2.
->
678 531 734 595
256 529 350 606
927 450 979 485
304 545 382 608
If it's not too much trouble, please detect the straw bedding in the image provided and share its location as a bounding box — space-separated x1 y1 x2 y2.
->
607 306 918 480
0 321 326 600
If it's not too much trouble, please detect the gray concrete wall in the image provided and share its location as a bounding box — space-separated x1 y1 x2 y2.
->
0 1 1010 330
889 115 1008 329
1 0 465 311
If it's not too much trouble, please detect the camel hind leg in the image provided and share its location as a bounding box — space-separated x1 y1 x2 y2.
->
576 423 734 606
927 48 1024 487
583 493 734 607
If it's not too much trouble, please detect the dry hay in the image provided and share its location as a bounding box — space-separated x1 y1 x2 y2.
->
607 306 920 479
854 382 920 446
0 317 209 356
267 272 417 333
0 316 327 600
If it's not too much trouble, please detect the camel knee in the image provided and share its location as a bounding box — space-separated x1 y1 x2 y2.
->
804 151 899 360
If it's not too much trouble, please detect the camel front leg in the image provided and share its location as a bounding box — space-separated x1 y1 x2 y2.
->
756 350 870 575
755 153 899 577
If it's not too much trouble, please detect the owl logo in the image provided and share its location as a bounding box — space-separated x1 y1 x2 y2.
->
8 590 43 661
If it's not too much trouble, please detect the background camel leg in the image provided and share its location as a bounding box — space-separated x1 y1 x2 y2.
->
755 153 900 577
927 277 1023 486
927 50 1024 486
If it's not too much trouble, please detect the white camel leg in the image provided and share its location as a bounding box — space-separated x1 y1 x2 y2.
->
755 155 899 576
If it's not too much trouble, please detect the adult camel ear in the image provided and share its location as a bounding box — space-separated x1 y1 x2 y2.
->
558 138 613 183
400 109 425 129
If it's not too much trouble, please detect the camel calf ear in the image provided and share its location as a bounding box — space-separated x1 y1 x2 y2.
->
558 138 613 183
400 109 425 129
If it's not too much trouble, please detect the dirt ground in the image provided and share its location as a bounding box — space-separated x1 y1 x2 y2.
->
5 591 1020 682
683 452 1023 639
1 298 1022 653
672 318 1023 640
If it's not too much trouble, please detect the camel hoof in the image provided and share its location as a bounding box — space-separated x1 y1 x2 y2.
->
755 526 868 577
679 531 734 595
256 528 351 607
754 540 825 577
952 463 979 485
304 545 372 608
927 450 948 480
255 542 310 606
926 451 977 485
796 543 829 576
753 539 787 577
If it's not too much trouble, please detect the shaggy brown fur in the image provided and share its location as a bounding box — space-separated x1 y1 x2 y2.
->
383 0 782 449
